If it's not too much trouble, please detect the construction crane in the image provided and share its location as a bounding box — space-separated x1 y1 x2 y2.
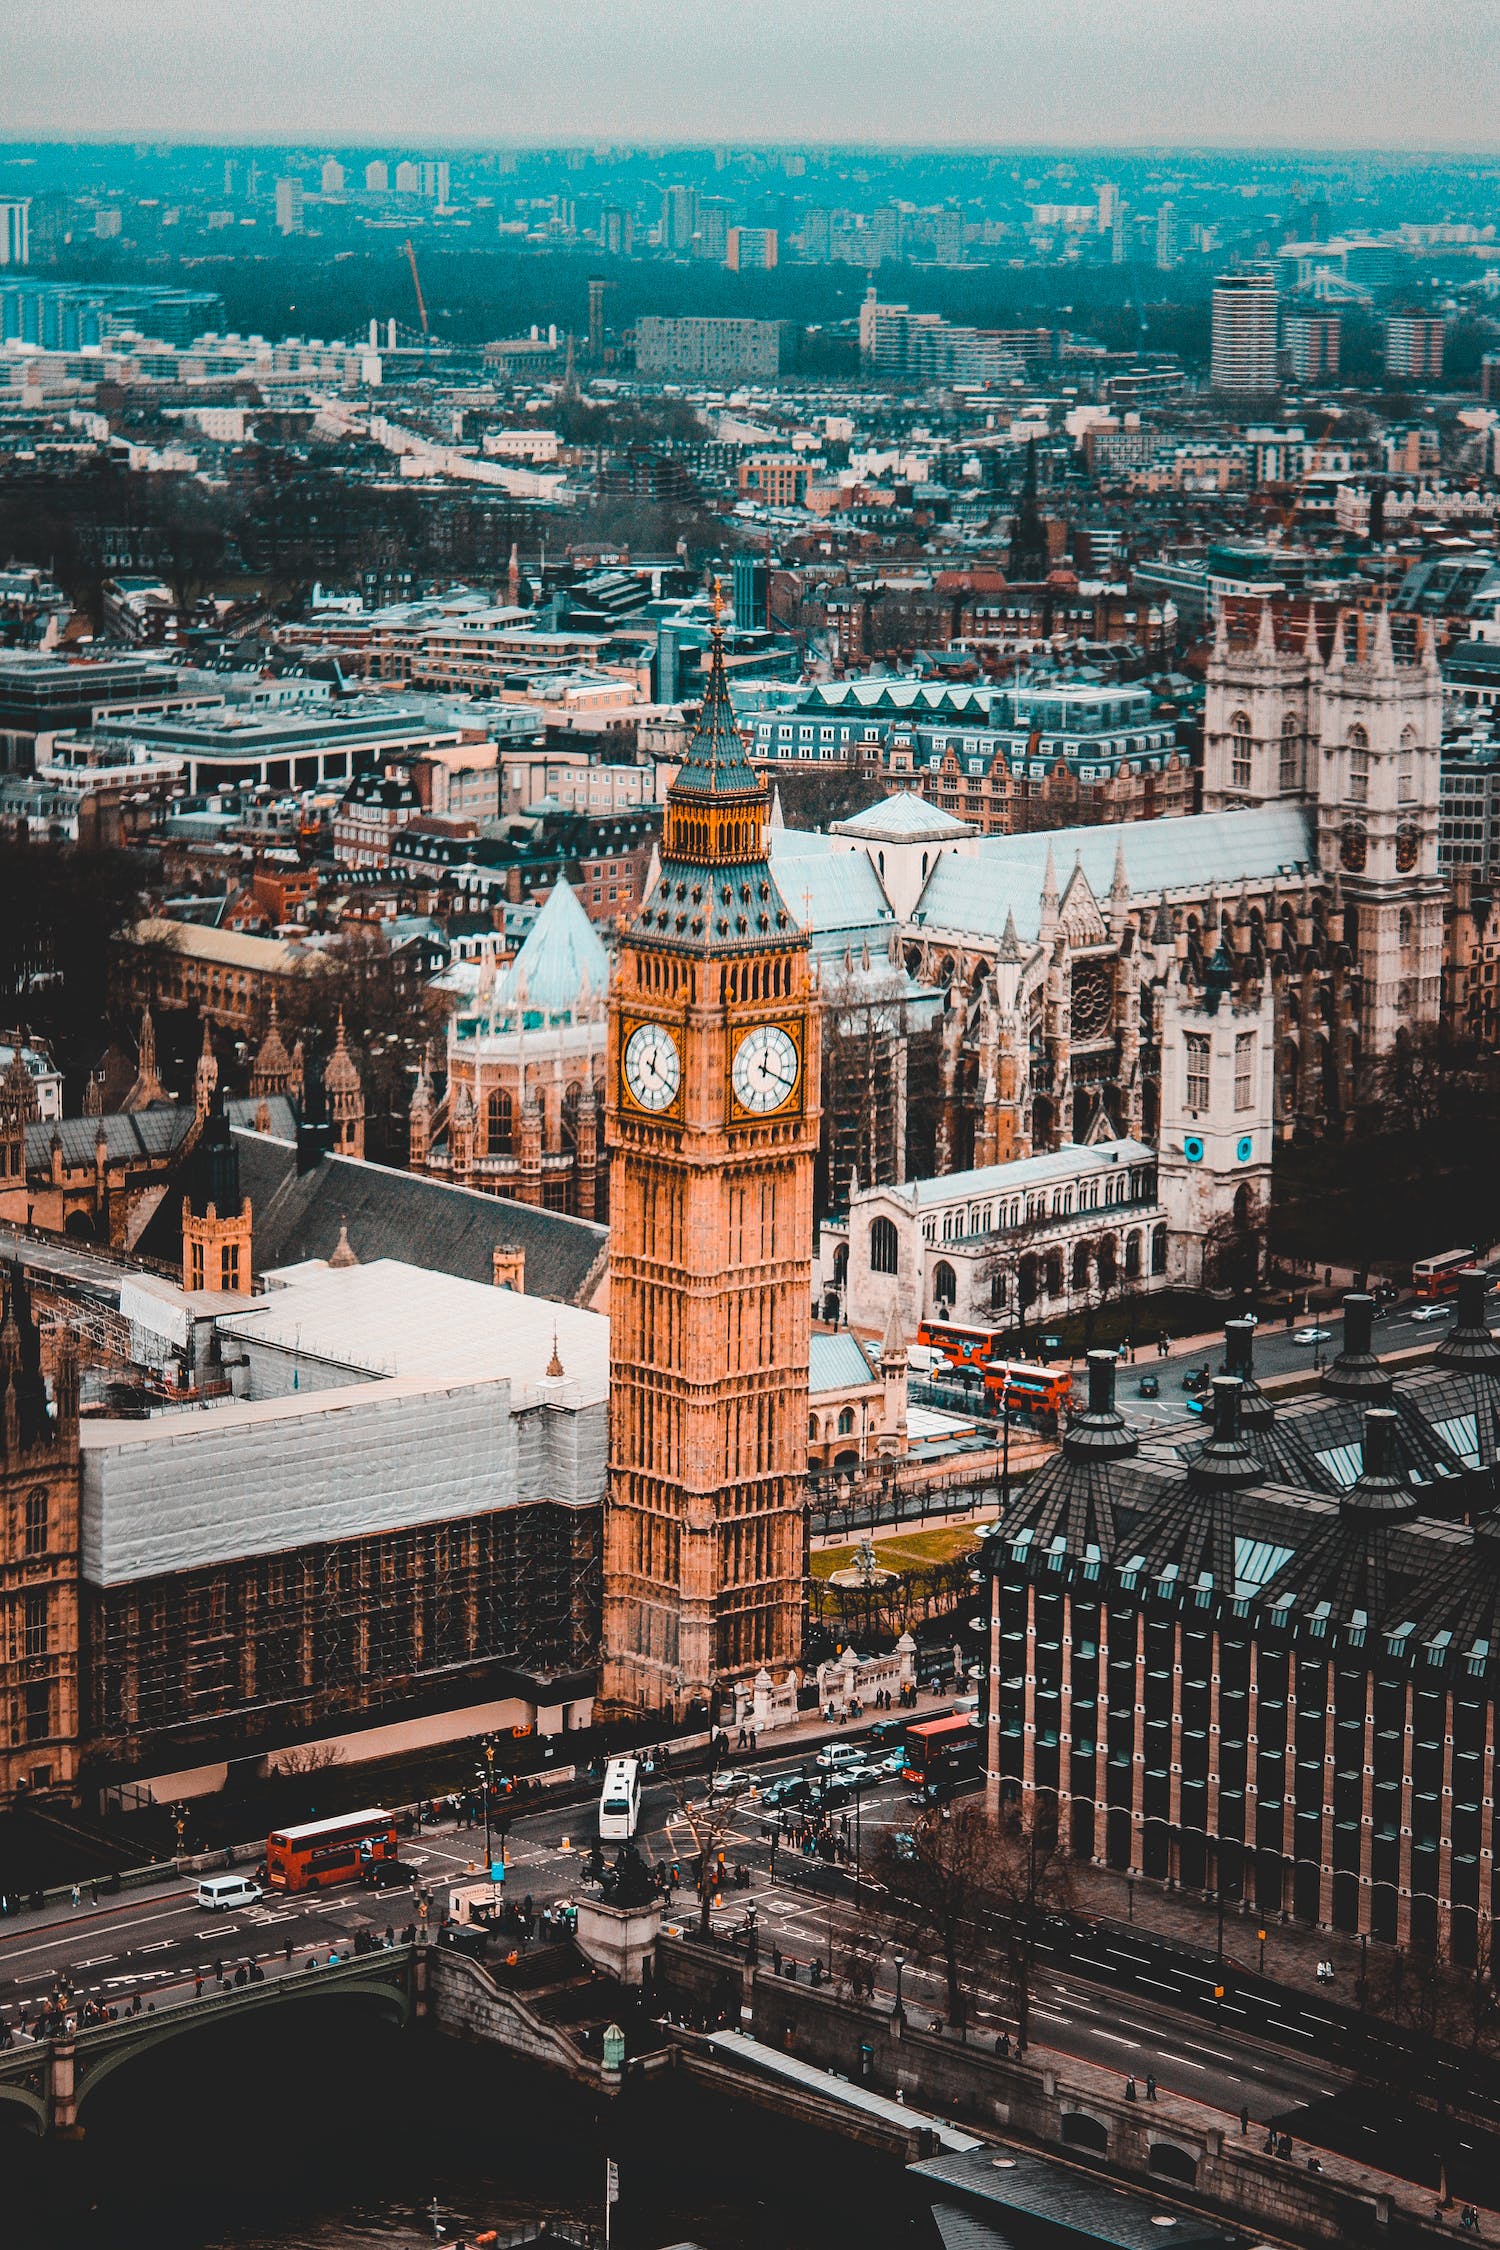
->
403 236 431 372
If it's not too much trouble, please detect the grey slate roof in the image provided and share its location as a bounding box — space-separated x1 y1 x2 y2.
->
232 1133 609 1307
26 1096 298 1174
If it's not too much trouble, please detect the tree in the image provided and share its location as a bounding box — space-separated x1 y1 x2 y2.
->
982 1799 1073 2053
655 1747 746 1938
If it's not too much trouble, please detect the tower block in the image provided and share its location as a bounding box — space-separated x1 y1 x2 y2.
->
601 591 818 1717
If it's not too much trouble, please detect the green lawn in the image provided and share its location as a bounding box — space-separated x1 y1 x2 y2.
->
812 1522 983 1582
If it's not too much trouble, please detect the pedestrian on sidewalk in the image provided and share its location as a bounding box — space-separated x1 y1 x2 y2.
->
1125 2076 1137 2102
1145 2072 1157 2101
1240 2105 1250 2135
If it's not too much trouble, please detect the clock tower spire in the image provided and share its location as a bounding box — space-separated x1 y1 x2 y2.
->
602 584 818 1717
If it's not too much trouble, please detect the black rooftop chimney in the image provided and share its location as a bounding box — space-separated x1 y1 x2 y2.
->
1062 1348 1138 1462
1343 1404 1418 1525
1187 1375 1261 1492
1435 1268 1500 1373
1322 1293 1393 1401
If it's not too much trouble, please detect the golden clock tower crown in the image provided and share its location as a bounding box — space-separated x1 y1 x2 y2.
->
602 586 818 1718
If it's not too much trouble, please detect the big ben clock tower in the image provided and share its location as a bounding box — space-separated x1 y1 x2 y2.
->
602 591 818 1717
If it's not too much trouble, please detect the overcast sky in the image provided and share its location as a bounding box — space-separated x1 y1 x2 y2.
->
5 0 1498 149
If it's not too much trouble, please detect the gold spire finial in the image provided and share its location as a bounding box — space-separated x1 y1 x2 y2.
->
709 575 727 634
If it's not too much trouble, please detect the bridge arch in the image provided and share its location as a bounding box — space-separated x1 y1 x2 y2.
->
72 1959 415 2122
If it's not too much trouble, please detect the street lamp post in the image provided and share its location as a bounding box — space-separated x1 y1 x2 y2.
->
478 1734 498 1872
893 1949 906 2028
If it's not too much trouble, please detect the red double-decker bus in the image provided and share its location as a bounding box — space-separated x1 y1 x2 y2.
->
1412 1250 1473 1301
266 1808 400 1893
918 1318 1009 1371
904 1713 982 1796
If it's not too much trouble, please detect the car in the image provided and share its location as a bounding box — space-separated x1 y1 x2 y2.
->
1293 1326 1332 1346
1185 1394 1207 1415
811 1779 854 1811
761 1775 810 1811
865 1717 904 1745
1136 1374 1160 1398
1409 1303 1453 1324
846 1762 886 1791
877 1749 909 1776
711 1767 758 1796
890 1831 918 1861
817 1742 864 1772
195 1874 262 1912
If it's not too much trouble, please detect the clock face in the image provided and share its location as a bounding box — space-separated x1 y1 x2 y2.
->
733 1024 800 1116
623 1021 681 1113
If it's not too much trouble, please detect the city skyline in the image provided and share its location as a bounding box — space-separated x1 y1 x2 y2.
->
5 0 1500 151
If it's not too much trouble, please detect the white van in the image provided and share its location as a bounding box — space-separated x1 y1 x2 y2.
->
196 1873 263 1912
598 1756 643 1842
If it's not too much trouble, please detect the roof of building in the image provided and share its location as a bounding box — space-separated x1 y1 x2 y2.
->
865 1139 1156 1214
125 918 310 974
230 1131 609 1308
769 828 898 954
809 1330 878 1394
913 805 1319 945
218 1257 610 1405
493 877 609 1015
23 1094 297 1174
833 791 973 843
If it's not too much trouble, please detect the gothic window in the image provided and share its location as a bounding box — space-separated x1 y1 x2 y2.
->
837 1408 856 1436
1184 1033 1211 1112
487 1087 514 1155
1097 1237 1118 1289
990 1271 1008 1311
1151 1223 1169 1276
1070 960 1113 1040
24 1487 47 1555
1398 726 1416 803
933 1259 958 1308
1229 711 1252 791
1044 1251 1065 1299
1279 714 1300 794
1234 1032 1257 1112
23 1589 48 1658
1340 822 1368 873
1072 1240 1092 1289
561 1080 582 1148
1399 908 1413 948
1348 726 1370 805
1125 1230 1143 1280
808 1416 818 1442
870 1216 899 1274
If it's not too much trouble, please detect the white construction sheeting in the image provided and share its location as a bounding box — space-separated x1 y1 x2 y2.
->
80 1369 606 1587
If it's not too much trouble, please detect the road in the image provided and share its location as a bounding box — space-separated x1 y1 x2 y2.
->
0 1740 1338 2136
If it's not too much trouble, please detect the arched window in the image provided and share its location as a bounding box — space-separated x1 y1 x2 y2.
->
561 1079 582 1148
933 1260 957 1309
486 1087 514 1154
808 1415 818 1442
1044 1251 1064 1300
837 1407 856 1436
1398 724 1416 803
1228 711 1252 792
870 1217 899 1275
1072 1240 1092 1290
1097 1235 1118 1290
1151 1223 1169 1276
990 1271 1007 1311
1348 724 1370 805
1125 1230 1142 1280
1399 907 1413 948
833 1242 849 1287
1279 713 1300 794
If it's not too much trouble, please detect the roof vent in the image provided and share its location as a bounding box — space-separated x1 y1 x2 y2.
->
1061 1348 1138 1463
1321 1293 1392 1401
1434 1268 1500 1373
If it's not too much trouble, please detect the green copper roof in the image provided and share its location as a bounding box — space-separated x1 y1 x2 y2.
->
670 624 763 800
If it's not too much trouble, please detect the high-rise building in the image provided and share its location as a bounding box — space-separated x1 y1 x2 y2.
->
1482 352 1500 404
1283 311 1341 382
274 177 305 237
320 158 345 198
1096 182 1118 233
435 160 451 207
601 597 817 1715
602 206 633 257
1154 202 1176 271
726 226 778 272
0 200 31 267
660 185 700 254
732 552 770 633
1110 201 1126 265
394 161 420 195
588 275 607 361
1385 315 1445 381
1210 271 1279 394
364 159 389 193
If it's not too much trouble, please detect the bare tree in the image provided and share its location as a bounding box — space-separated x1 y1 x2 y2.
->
877 1801 1000 2033
272 1743 347 1777
655 1747 747 1937
983 1798 1073 2053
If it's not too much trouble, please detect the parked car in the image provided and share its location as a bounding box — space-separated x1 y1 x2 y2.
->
1293 1326 1332 1346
